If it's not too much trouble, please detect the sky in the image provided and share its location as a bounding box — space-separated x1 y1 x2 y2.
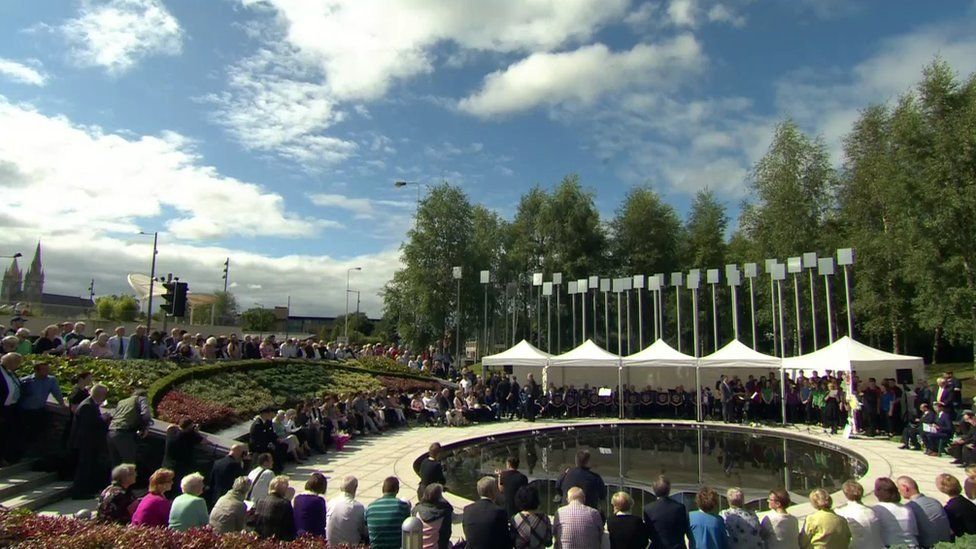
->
1 0 975 318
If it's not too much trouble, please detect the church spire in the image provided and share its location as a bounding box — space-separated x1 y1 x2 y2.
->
23 241 44 302
1 257 22 303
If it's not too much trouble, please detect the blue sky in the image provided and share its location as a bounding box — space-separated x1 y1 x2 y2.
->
1 0 974 317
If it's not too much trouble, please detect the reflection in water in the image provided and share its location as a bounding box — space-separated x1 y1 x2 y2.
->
435 425 867 517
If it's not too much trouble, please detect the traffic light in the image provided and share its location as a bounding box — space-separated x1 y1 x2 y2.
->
160 281 189 317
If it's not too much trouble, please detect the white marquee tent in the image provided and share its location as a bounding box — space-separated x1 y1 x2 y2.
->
699 339 782 370
547 339 621 388
481 339 550 382
622 339 698 388
783 336 924 385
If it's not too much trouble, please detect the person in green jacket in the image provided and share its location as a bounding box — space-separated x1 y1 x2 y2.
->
169 472 209 531
799 488 852 549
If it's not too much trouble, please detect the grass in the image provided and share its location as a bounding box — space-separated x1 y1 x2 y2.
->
926 362 976 400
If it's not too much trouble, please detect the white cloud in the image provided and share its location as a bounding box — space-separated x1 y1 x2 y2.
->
707 4 746 27
0 58 48 86
308 193 412 220
243 0 630 102
668 0 697 27
0 96 336 240
61 0 184 74
459 35 704 118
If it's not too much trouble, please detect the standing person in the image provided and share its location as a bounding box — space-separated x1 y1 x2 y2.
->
419 442 448 495
414 483 454 549
555 450 607 512
107 388 152 466
799 489 851 549
209 444 245 506
499 456 529 517
17 360 66 455
822 382 842 435
125 325 151 359
209 476 249 534
366 476 412 549
607 491 648 549
326 475 368 546
107 326 126 358
553 486 603 549
720 375 735 423
721 487 762 548
71 383 111 499
936 473 976 538
0 352 21 466
463 476 514 549
834 480 883 549
253 475 296 541
689 487 728 549
642 475 691 549
897 475 953 547
859 378 881 437
293 472 328 538
161 418 203 492
168 473 209 532
511 485 552 549
870 477 919 548
761 489 800 549
131 468 175 527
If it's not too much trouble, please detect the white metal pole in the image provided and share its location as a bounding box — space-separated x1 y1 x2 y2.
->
749 277 757 350
777 280 787 359
556 286 561 352
731 285 739 341
824 273 834 343
652 290 659 340
711 283 718 352
793 273 803 356
637 288 643 350
626 290 632 354
483 284 488 361
675 288 682 352
604 291 610 347
617 292 623 358
572 293 577 347
770 277 778 357
692 287 699 358
658 286 665 341
809 269 818 350
547 295 552 353
593 290 598 345
843 264 853 338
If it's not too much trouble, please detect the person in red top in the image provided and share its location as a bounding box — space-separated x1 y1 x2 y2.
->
131 468 174 527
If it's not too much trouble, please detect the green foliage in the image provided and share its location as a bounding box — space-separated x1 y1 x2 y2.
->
328 312 373 342
935 534 976 548
94 294 139 321
29 355 185 405
211 290 239 324
610 187 682 275
240 307 276 331
352 355 421 376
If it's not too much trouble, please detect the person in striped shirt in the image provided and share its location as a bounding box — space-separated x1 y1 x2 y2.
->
366 476 412 549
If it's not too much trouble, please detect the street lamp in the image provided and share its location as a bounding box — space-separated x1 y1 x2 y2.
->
393 180 425 216
345 267 362 342
0 253 22 259
137 232 159 332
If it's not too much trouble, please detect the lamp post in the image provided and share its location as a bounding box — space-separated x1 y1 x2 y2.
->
649 275 659 340
577 278 587 341
633 275 645 350
568 280 578 347
655 273 666 342
803 252 819 350
765 259 779 357
589 276 599 344
138 231 159 332
837 248 855 338
772 263 787 358
345 266 362 343
613 277 628 417
744 263 758 350
600 278 610 346
453 266 462 364
480 270 490 360
818 257 836 343
687 270 700 358
533 273 543 348
787 256 803 356
726 264 741 341
393 180 424 213
671 273 683 351
553 273 563 352
543 282 553 352
706 269 720 352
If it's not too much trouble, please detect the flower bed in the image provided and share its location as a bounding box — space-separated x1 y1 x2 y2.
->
376 376 442 394
351 355 420 377
155 391 238 432
0 507 356 548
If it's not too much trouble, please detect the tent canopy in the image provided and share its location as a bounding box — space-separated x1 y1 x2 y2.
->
482 339 551 366
549 339 620 367
783 336 924 382
700 339 781 369
623 339 697 367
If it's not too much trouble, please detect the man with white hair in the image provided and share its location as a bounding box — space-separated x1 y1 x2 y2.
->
462 475 514 549
553 486 603 549
326 475 368 545
169 472 209 531
71 383 110 498
897 475 953 547
64 322 86 349
108 326 126 359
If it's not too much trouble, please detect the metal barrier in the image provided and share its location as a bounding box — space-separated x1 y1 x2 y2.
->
402 516 423 548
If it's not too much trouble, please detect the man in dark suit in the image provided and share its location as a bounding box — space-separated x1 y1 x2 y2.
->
249 408 285 473
949 412 976 465
463 476 513 549
497 456 528 517
71 384 110 498
720 375 734 423
923 402 954 456
555 450 606 513
209 443 246 505
901 403 935 450
643 475 691 549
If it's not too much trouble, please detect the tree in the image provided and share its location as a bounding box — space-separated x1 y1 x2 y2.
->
211 291 240 325
113 295 138 322
610 187 682 275
682 189 730 354
240 307 276 332
95 296 115 320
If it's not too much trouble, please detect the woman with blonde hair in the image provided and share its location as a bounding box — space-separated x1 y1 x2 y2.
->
721 487 762 548
800 489 851 548
273 410 304 462
253 475 295 541
761 488 800 549
131 468 175 527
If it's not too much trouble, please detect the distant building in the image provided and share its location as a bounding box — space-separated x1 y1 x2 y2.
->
1 242 95 317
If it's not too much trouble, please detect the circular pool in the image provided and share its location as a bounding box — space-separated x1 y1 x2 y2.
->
427 423 867 516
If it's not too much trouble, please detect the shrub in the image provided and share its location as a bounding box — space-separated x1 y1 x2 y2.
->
31 355 185 405
0 507 360 548
156 391 237 432
353 355 419 376
377 376 442 394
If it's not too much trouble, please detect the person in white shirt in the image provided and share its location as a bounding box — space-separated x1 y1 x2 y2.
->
897 475 953 547
246 453 276 505
871 477 919 548
279 339 299 359
107 326 126 359
760 488 800 549
326 475 367 545
835 480 884 549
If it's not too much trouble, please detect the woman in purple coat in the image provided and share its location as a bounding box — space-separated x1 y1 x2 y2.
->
293 473 328 537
